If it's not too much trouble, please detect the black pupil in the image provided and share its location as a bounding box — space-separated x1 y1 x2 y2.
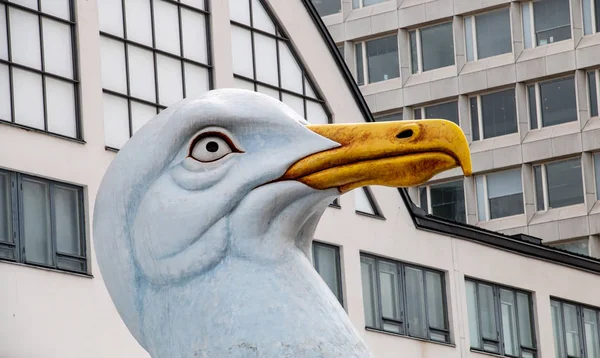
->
206 141 219 153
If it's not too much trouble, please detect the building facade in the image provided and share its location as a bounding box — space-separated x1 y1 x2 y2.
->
0 0 598 357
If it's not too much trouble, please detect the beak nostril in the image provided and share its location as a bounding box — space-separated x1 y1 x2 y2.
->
396 129 413 139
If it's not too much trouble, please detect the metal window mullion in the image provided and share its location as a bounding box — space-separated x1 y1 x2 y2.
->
16 174 25 261
37 0 48 132
4 5 14 123
10 172 19 261
528 3 536 49
68 0 81 139
149 0 160 117
512 289 523 357
399 263 407 334
542 164 549 210
473 281 486 350
362 42 368 85
77 187 87 272
426 186 432 214
334 246 343 306
591 0 598 34
483 175 490 220
595 70 600 109
48 183 57 267
559 301 570 358
276 38 283 101
374 258 384 329
493 286 504 354
119 0 133 139
472 16 479 61
422 268 432 340
416 29 423 73
177 4 186 99
477 95 484 140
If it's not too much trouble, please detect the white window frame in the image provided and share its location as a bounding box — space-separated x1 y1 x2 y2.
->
582 0 598 35
352 0 386 10
527 76 577 130
418 179 467 217
522 0 573 49
476 169 524 222
533 157 585 212
588 69 600 118
354 34 399 86
469 88 518 141
464 7 513 62
593 152 600 201
409 21 454 74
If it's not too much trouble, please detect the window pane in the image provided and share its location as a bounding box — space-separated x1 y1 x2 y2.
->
481 89 517 139
583 309 599 358
355 43 364 85
127 45 156 102
595 154 600 201
378 261 401 321
596 0 600 32
539 77 577 127
465 16 474 62
254 33 278 86
551 301 566 358
517 293 534 348
42 18 73 79
98 0 124 36
374 112 403 122
0 172 11 243
420 22 454 72
553 238 590 256
0 64 8 121
589 71 598 117
522 3 533 49
409 30 418 74
102 93 130 149
156 54 183 106
154 0 181 55
364 0 385 6
487 169 524 219
100 37 127 93
583 0 593 35
57 256 85 272
528 84 538 129
231 26 254 78
313 243 342 303
366 35 399 83
425 101 459 125
312 0 341 17
563 303 581 357
184 63 209 100
533 0 572 46
22 178 52 266
41 0 70 20
425 271 445 331
419 187 428 211
405 266 427 338
466 281 481 348
0 5 6 60
125 0 152 46
360 256 379 327
475 8 512 59
500 289 519 356
9 8 41 69
279 42 303 94
352 0 359 9
181 9 208 64
546 158 584 208
229 0 250 25
355 188 375 215
470 97 480 141
477 284 498 343
281 93 304 118
251 0 275 34
476 175 486 221
45 78 76 138
54 185 82 256
414 108 422 119
534 165 545 211
13 68 44 130
306 101 328 125
131 101 156 135
430 180 466 223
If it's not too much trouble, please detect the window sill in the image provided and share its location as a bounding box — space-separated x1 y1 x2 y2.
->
470 348 516 358
365 327 455 348
355 211 386 220
0 259 93 279
328 203 341 209
105 146 120 153
530 203 587 225
0 120 85 145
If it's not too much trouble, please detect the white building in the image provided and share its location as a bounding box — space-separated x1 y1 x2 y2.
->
0 0 598 357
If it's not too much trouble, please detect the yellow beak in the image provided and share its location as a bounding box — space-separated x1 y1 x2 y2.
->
281 119 472 193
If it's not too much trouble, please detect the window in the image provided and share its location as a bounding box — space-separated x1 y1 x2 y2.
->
582 0 600 35
352 0 386 9
312 0 341 16
374 111 402 122
360 254 449 343
595 153 600 200
476 168 524 221
466 280 536 357
551 237 590 256
98 0 211 150
588 70 599 118
0 169 86 273
551 299 600 358
418 179 466 223
337 44 344 59
0 0 80 139
355 35 399 85
414 101 459 125
534 158 584 211
230 0 329 124
528 76 577 129
355 187 382 217
470 89 517 141
522 0 571 48
312 242 343 304
464 8 512 62
409 22 454 74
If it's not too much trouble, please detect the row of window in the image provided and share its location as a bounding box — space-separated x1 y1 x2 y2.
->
313 245 600 358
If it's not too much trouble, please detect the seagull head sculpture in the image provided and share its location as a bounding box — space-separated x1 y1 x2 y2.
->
94 89 471 358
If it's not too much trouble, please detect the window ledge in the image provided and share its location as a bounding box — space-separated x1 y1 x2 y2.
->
518 39 574 62
0 120 85 145
355 211 386 220
530 203 588 225
0 259 93 279
105 146 120 153
364 327 455 348
328 203 341 209
522 121 580 143
470 348 523 358
583 116 600 131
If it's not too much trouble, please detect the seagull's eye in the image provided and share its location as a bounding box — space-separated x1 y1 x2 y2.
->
190 136 233 162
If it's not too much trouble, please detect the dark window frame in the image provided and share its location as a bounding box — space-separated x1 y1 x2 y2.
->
469 88 518 141
464 7 513 62
0 0 82 141
413 100 460 125
533 157 585 211
99 0 213 151
409 21 455 74
360 253 451 343
312 241 344 306
312 0 342 17
355 187 385 220
588 69 599 118
551 297 600 358
0 169 87 274
466 277 538 357
527 75 578 129
418 179 466 223
354 33 399 86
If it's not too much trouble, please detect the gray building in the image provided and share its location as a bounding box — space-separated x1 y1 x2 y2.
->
314 0 600 258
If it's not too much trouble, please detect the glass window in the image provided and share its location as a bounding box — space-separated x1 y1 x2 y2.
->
551 299 600 358
531 0 572 46
355 43 364 86
360 254 449 343
595 153 600 200
589 71 599 118
418 180 466 223
546 159 584 209
352 0 386 9
355 187 381 217
0 169 86 272
0 1 79 138
411 22 454 73
470 97 480 141
528 84 538 130
465 8 512 61
416 101 459 125
552 238 590 256
471 89 517 140
466 279 537 357
312 242 343 305
477 169 524 221
312 0 341 17
374 112 402 122
366 36 399 84
529 77 578 129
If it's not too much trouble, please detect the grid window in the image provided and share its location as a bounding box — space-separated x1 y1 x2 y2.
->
374 111 402 122
470 89 517 141
312 0 341 17
0 169 86 273
595 153 600 200
414 101 459 125
418 179 466 223
355 187 382 217
522 0 572 49
355 35 399 86
230 0 329 124
551 237 591 256
0 0 80 139
360 254 450 343
588 70 599 118
476 168 524 221
582 0 600 35
312 241 343 305
464 8 512 62
528 76 577 129
466 280 537 357
98 0 211 150
409 22 454 74
352 0 386 9
534 158 584 211
551 299 600 358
